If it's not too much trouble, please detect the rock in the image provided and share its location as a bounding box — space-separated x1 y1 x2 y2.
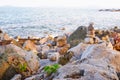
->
24 72 44 80
84 37 94 44
0 44 40 79
10 74 22 80
53 43 120 79
95 30 111 40
57 36 67 47
0 32 12 40
88 22 94 31
114 42 120 50
40 37 48 44
57 44 70 55
101 35 109 41
37 52 47 59
42 45 50 53
68 43 89 61
25 51 40 74
58 51 74 65
37 45 50 59
67 26 87 47
47 34 54 41
36 45 42 52
47 52 60 61
60 27 65 30
23 40 37 53
39 59 58 69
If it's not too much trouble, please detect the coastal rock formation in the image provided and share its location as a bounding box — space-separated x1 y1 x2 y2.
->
0 44 40 80
67 26 87 47
53 43 120 79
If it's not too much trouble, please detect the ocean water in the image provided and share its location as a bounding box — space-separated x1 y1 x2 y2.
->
0 7 120 38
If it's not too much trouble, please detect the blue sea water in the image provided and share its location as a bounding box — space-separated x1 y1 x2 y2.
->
0 7 120 38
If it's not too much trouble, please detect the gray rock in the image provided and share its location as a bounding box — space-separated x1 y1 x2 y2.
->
53 43 120 80
67 26 87 47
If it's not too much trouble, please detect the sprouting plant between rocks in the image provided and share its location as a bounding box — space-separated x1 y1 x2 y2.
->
44 64 60 75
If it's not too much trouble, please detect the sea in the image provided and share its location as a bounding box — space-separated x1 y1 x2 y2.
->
0 7 120 38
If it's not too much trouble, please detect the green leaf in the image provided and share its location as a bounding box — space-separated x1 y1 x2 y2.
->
43 64 60 75
44 66 50 71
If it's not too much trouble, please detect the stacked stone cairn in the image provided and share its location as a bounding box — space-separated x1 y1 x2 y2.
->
84 23 99 44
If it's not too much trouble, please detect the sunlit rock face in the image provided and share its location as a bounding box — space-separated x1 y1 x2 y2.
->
53 43 120 80
0 44 40 80
23 40 38 53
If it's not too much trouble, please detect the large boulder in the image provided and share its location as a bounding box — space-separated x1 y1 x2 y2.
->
53 43 120 79
0 44 40 80
67 26 87 47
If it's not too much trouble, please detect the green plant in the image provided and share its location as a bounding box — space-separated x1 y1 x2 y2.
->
19 63 27 72
44 64 60 75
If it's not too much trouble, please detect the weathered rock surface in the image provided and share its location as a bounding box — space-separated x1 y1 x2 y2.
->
53 43 120 80
67 26 87 47
0 44 40 80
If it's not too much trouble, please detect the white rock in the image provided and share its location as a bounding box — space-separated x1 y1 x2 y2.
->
10 74 22 80
24 76 36 80
68 43 89 59
84 37 94 44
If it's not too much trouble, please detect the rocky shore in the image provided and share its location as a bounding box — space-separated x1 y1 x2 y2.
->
1 24 120 80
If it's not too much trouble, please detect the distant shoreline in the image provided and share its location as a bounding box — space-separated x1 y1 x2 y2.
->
99 9 120 12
